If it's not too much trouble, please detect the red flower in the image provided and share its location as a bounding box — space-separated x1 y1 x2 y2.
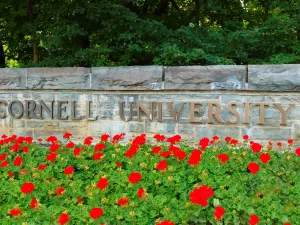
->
277 142 282 147
251 143 262 152
248 162 260 174
97 178 109 190
30 198 38 209
8 171 13 177
93 152 104 160
14 156 23 166
153 134 165 142
214 206 225 220
9 208 21 217
160 150 172 158
58 213 70 225
55 187 65 195
199 137 210 150
225 136 231 142
101 133 110 142
157 160 168 170
128 172 142 184
46 153 57 162
189 185 214 207
152 146 162 154
94 143 106 151
213 136 219 141
218 154 229 163
1 160 8 168
84 136 93 145
50 142 60 152
156 220 175 225
284 223 291 225
63 132 72 139
116 162 121 167
249 214 259 225
46 136 57 142
243 135 249 140
77 197 82 203
10 144 20 151
259 153 271 164
138 188 145 199
188 150 202 166
118 197 129 206
66 142 75 149
90 207 104 219
0 153 6 161
125 144 138 159
64 166 75 175
288 139 293 144
166 134 181 144
73 148 81 156
22 146 29 153
21 182 35 194
173 147 186 160
38 164 47 170
295 148 300 157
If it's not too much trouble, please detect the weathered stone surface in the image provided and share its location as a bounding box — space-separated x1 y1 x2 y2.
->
165 66 246 90
242 127 291 140
195 126 241 140
28 68 90 89
248 65 300 91
27 120 59 129
0 69 27 89
91 66 163 90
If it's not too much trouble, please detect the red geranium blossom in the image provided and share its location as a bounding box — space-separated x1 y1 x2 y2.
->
55 187 65 195
138 188 145 199
73 148 81 156
38 164 47 170
214 206 225 220
156 220 175 225
14 156 23 166
50 142 60 152
90 207 104 219
30 198 38 209
188 149 202 166
21 182 35 194
0 153 6 161
288 139 293 144
249 214 259 225
166 134 181 144
94 143 106 151
64 166 75 175
284 223 291 225
58 213 70 225
152 146 162 154
189 185 214 207
1 160 8 168
218 154 229 163
77 197 82 203
128 172 142 184
251 143 262 152
66 142 75 149
84 136 93 145
118 197 129 206
63 132 72 139
10 208 21 217
199 137 210 150
101 133 110 142
153 134 165 142
248 162 260 174
97 178 109 190
259 153 271 164
243 135 249 140
8 171 13 177
116 162 121 167
295 148 300 157
94 152 104 160
22 146 29 153
46 153 57 162
157 160 168 170
225 136 231 142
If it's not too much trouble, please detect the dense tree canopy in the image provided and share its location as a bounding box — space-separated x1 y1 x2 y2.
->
0 0 299 67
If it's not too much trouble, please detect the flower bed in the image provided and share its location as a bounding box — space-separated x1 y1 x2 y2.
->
0 133 299 225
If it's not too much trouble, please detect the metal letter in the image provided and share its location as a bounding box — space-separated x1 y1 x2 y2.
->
86 101 98 121
57 101 69 120
8 100 24 119
157 102 163 122
244 101 250 124
208 102 224 124
254 102 270 125
71 101 84 120
274 103 295 125
24 100 38 119
119 101 133 122
227 102 240 124
0 100 7 119
189 102 203 123
38 100 54 119
167 102 186 121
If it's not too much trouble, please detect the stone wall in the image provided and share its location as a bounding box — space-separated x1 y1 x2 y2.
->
0 65 300 146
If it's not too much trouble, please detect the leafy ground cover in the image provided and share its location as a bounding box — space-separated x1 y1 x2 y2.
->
0 133 299 225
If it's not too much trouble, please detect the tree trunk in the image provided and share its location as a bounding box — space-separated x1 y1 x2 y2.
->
28 0 39 62
32 39 39 62
0 40 5 68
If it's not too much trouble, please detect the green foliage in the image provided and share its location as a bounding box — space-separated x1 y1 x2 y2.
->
0 0 299 67
0 134 299 224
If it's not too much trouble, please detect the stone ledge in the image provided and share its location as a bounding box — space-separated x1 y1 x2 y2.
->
91 66 163 90
28 67 90 89
248 64 300 91
164 65 246 90
0 68 27 89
